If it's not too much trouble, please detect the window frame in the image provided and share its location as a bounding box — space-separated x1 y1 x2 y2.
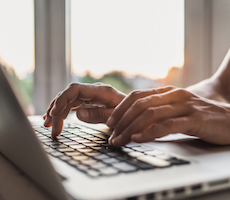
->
34 0 71 114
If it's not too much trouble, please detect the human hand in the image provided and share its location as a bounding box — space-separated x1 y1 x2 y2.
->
43 83 126 138
106 86 230 147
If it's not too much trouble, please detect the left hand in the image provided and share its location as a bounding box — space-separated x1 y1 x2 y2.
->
106 86 230 147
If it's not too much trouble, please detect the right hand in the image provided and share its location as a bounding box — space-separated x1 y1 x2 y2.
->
43 82 126 138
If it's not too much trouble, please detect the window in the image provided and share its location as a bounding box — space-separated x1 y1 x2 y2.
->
0 0 34 115
10 0 229 114
71 0 184 94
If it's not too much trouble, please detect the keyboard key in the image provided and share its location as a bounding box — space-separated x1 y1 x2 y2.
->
99 167 119 176
121 147 134 153
103 158 119 164
45 141 61 145
106 152 121 157
145 150 164 156
76 139 91 143
125 143 141 148
87 136 101 141
56 147 75 152
93 134 108 140
45 148 56 154
156 154 172 160
91 162 107 169
167 158 190 165
69 144 85 149
94 154 109 160
82 129 101 134
112 162 137 172
62 141 80 145
68 160 79 166
59 155 71 161
94 140 107 144
84 142 100 147
128 152 145 157
87 169 100 178
50 151 64 157
72 155 89 161
97 147 114 153
51 144 67 148
65 152 81 157
131 146 153 152
84 151 100 157
129 160 154 170
81 159 97 166
67 136 82 140
91 146 103 150
39 137 52 141
77 164 89 171
137 156 170 167
77 147 93 153
57 138 72 142
75 133 89 137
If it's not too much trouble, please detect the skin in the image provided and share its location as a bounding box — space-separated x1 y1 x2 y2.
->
43 83 126 138
44 49 230 147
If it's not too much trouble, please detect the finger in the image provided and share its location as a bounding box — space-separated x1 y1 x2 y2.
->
106 86 176 128
51 116 64 138
50 99 83 137
110 104 190 147
131 117 193 144
110 88 194 140
44 92 62 127
50 83 125 117
77 108 114 123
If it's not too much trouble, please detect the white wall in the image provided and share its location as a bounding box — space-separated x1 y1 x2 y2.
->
211 0 230 74
184 0 230 87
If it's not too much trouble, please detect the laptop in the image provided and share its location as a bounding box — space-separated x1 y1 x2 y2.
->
1 65 230 200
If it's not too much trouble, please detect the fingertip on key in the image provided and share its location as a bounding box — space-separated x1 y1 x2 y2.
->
106 116 115 128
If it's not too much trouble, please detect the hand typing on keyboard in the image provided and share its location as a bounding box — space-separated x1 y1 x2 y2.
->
43 82 126 138
44 48 230 147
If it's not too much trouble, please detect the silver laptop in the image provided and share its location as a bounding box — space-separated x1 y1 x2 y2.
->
1 65 230 200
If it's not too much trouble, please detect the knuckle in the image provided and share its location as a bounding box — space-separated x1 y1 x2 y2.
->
133 98 146 110
96 83 116 94
162 119 175 130
173 88 192 99
166 85 177 90
68 82 79 88
103 84 115 92
129 90 142 99
95 108 105 120
144 107 156 117
116 122 126 133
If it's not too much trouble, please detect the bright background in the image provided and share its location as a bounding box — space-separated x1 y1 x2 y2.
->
0 0 184 80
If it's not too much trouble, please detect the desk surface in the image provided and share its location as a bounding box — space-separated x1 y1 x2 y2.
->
0 153 230 200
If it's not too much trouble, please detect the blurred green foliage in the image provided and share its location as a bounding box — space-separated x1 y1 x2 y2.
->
0 63 33 112
82 70 133 94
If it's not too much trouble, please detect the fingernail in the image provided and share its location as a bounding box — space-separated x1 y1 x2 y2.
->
112 138 118 147
78 109 89 119
106 116 115 127
108 131 115 145
50 108 54 117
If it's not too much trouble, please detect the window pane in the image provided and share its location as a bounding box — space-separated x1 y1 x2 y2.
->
0 0 34 115
71 0 184 93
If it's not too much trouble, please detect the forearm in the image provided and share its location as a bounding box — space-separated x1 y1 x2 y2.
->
187 78 229 103
187 48 230 104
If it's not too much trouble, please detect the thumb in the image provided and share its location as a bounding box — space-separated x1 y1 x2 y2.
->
77 108 114 124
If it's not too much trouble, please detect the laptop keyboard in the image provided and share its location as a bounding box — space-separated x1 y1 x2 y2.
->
33 123 189 178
